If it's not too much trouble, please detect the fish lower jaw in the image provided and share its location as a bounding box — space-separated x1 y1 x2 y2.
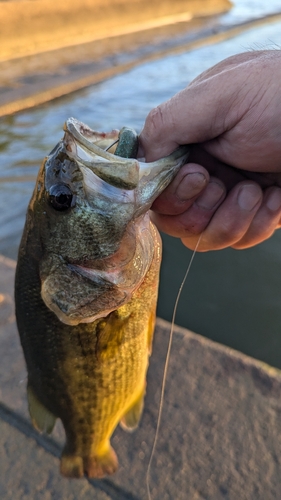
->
75 307 115 324
59 310 115 326
41 285 133 326
42 296 115 326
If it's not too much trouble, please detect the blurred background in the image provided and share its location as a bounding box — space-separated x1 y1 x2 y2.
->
1 0 281 368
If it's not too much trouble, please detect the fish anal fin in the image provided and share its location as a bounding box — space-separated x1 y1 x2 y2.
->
27 385 56 434
120 387 145 432
60 446 118 479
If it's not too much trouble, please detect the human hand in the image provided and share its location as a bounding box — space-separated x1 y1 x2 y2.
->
139 50 281 251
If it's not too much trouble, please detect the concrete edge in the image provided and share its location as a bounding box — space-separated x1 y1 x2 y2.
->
1 11 281 118
156 316 281 381
0 0 232 62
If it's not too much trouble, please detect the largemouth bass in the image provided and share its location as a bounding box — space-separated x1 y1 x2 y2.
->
15 118 189 478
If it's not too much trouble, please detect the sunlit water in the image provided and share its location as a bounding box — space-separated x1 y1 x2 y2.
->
222 0 281 24
1 2 281 367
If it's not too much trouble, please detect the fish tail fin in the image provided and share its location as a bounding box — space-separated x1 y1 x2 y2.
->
120 385 145 432
60 445 118 479
27 385 56 434
84 446 118 478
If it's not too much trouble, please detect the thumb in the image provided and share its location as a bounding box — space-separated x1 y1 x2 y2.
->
139 67 240 162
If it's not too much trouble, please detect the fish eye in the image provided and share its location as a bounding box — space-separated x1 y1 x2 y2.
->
48 184 74 211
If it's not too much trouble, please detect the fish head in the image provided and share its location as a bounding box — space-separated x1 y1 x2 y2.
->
30 118 189 325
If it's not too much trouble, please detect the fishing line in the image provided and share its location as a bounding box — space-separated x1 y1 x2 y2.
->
105 139 119 151
146 233 203 500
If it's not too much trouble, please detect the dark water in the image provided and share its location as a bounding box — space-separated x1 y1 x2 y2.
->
1 8 281 367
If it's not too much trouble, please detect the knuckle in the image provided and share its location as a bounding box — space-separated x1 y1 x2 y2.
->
144 105 165 137
208 220 244 249
178 217 206 236
217 223 241 244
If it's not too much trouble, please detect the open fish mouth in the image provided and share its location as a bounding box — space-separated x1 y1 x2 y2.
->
63 117 190 216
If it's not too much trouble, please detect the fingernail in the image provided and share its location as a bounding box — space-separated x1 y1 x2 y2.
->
176 173 207 201
266 188 281 211
196 181 225 209
238 184 262 211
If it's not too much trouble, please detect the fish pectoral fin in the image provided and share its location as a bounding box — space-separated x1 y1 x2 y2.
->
60 446 118 478
120 387 145 432
27 385 56 434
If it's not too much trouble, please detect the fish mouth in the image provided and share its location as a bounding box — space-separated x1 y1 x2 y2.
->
64 118 140 191
63 117 190 216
